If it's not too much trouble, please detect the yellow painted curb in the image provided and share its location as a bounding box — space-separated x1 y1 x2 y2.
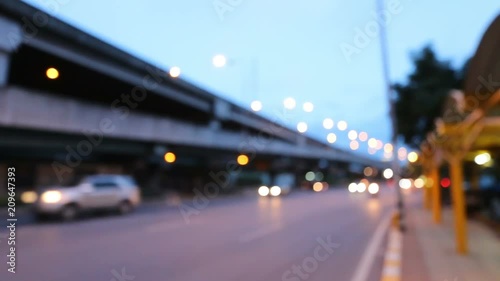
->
381 212 402 281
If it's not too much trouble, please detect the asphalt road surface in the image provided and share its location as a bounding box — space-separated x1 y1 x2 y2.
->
1 187 396 281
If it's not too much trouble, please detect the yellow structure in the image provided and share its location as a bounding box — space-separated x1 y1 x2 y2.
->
421 14 500 255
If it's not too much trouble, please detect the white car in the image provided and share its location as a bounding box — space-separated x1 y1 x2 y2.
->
34 175 141 221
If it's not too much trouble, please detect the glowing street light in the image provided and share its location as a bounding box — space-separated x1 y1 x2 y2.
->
164 152 176 163
297 122 308 133
323 118 334 130
398 147 407 161
350 140 359 150
474 152 491 165
368 138 377 148
212 54 227 68
169 66 181 78
250 100 262 111
358 132 368 142
348 130 358 141
407 152 419 163
46 67 59 79
237 154 249 165
337 120 347 131
284 97 296 110
303 102 314 112
327 133 337 144
376 140 384 150
384 143 393 153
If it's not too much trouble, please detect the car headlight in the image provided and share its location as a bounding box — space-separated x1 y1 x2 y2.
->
270 186 281 196
258 186 270 196
368 183 379 194
348 183 357 193
357 183 367 193
41 190 63 203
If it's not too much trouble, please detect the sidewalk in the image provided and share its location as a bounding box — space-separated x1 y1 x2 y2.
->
404 194 500 281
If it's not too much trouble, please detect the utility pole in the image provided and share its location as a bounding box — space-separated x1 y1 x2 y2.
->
376 0 405 231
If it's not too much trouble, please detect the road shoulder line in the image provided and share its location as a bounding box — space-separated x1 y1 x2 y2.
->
380 223 402 281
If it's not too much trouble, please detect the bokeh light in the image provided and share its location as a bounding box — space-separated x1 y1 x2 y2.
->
212 54 227 67
46 67 59 79
303 102 314 112
348 130 358 141
407 152 419 163
250 100 262 111
169 66 181 78
323 118 334 129
237 154 249 165
358 132 368 142
297 122 308 133
327 133 337 144
350 140 359 150
284 97 296 109
337 120 347 131
164 152 176 163
383 168 393 179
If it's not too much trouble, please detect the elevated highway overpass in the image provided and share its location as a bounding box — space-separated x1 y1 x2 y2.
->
0 0 387 193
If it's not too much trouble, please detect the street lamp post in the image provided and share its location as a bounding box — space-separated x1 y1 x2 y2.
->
377 0 405 231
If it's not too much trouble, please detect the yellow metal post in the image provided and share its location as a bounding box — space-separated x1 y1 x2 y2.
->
430 164 441 224
449 159 468 254
424 177 432 210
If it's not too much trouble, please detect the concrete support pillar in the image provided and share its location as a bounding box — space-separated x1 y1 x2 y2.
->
449 158 468 255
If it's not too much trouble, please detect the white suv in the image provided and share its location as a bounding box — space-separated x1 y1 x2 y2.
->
35 175 141 221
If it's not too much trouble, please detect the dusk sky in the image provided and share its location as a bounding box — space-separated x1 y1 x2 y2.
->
23 0 500 159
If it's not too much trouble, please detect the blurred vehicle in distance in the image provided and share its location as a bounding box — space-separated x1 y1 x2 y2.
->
257 173 294 197
348 179 380 197
34 174 141 221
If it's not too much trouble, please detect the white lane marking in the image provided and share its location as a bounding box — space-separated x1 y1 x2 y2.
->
238 225 282 243
350 213 392 281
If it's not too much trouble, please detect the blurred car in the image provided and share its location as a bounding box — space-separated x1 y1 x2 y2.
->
348 179 380 197
34 174 141 221
257 173 294 197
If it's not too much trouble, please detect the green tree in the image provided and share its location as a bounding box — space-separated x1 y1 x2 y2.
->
394 46 466 148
